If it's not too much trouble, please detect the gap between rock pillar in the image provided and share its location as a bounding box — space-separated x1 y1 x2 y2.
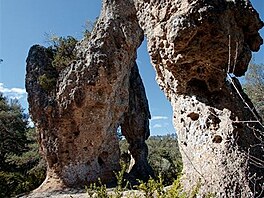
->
121 63 154 182
134 0 264 196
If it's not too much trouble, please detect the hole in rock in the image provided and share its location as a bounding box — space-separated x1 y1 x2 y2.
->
206 114 221 129
212 135 222 143
98 157 104 166
120 152 131 164
187 78 209 94
73 131 80 138
187 112 199 121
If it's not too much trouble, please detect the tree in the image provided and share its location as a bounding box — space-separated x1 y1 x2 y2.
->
0 94 28 170
50 36 78 71
243 62 264 121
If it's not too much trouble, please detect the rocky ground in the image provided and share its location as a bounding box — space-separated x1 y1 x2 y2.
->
20 188 145 198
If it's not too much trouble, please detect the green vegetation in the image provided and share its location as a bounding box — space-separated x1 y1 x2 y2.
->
243 62 264 121
0 95 46 197
85 172 203 198
147 135 182 185
50 36 78 72
0 95 28 169
119 134 182 185
39 19 97 92
86 178 108 198
37 35 77 92
38 73 57 92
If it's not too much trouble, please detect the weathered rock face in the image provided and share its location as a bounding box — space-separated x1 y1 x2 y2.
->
26 0 264 196
134 0 264 197
121 63 154 181
26 0 152 191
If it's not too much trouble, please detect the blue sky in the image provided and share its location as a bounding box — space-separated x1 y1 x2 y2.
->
0 0 263 136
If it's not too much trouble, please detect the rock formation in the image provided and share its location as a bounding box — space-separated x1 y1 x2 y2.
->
134 0 264 197
26 0 152 191
26 0 264 196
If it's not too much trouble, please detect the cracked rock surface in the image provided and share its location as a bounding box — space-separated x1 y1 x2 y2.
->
134 0 263 196
26 0 264 197
26 0 152 192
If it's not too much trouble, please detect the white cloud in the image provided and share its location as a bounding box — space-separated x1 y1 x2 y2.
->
0 82 27 100
151 116 168 120
153 124 162 128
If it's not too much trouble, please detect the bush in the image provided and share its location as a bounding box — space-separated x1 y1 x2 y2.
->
38 73 57 92
51 36 78 71
0 171 24 197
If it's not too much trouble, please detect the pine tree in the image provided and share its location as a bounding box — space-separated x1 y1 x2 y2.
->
0 94 28 170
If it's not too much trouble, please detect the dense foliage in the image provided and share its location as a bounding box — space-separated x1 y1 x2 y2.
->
0 95 46 197
37 35 78 92
0 94 28 170
147 135 182 185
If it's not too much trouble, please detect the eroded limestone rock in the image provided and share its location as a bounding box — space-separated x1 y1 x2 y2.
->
121 63 154 182
26 0 152 191
26 0 264 196
134 0 264 196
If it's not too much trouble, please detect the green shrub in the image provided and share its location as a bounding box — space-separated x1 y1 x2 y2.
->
51 36 77 71
86 178 108 198
0 126 46 197
38 74 57 91
137 174 165 198
0 171 24 197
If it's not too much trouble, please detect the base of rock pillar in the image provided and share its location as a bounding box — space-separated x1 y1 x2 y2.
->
33 170 66 193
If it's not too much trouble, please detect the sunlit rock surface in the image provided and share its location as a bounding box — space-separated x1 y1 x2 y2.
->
134 0 263 196
26 0 264 197
26 0 152 192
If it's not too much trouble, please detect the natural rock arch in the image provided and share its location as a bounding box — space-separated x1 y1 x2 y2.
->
26 0 264 197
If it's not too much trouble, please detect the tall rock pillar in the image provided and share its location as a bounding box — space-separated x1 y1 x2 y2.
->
134 0 264 196
26 0 150 191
